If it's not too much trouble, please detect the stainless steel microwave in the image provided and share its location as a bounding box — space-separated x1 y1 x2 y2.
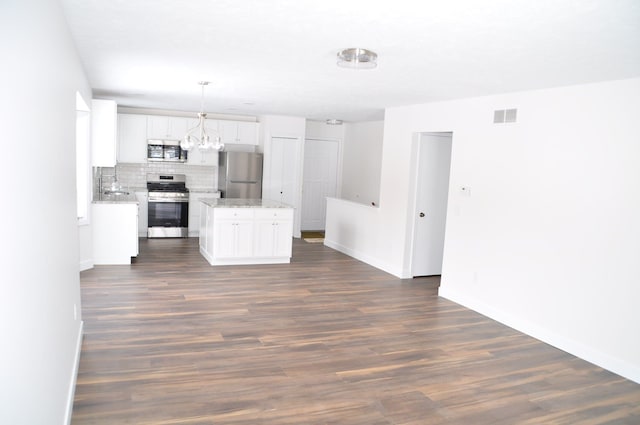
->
147 139 188 162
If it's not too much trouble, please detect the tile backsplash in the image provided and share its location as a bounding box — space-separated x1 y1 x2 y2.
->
94 162 217 197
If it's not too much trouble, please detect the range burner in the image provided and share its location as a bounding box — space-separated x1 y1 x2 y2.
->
146 173 189 192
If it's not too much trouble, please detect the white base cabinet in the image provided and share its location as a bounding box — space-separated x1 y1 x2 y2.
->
199 204 293 266
92 203 138 265
253 209 294 258
135 191 148 236
214 212 254 258
189 191 220 236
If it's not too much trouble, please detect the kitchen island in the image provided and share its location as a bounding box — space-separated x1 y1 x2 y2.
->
199 198 294 266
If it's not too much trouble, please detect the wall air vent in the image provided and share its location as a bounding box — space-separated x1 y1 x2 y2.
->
493 108 517 124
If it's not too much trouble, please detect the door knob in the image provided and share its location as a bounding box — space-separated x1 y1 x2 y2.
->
419 212 425 217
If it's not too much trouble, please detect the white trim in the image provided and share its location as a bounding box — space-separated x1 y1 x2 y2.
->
79 260 93 272
64 321 84 425
439 287 640 384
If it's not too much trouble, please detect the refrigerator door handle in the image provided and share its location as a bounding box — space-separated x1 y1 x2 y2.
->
229 180 258 184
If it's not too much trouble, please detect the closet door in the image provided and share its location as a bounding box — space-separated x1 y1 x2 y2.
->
265 137 298 207
301 139 339 231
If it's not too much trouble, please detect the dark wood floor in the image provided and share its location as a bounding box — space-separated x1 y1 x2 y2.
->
72 238 640 424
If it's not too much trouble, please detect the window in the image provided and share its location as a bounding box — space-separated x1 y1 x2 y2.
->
76 92 90 223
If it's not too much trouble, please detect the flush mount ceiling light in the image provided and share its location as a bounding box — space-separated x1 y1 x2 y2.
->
337 47 378 69
326 119 343 125
182 81 223 152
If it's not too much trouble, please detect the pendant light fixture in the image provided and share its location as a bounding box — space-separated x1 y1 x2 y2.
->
336 48 378 69
182 81 224 151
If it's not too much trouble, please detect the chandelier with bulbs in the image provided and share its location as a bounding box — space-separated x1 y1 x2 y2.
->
181 81 224 152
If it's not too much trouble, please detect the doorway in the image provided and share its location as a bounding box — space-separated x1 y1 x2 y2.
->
301 138 340 231
411 132 453 277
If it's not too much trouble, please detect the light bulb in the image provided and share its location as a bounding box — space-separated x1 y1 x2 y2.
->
199 135 212 151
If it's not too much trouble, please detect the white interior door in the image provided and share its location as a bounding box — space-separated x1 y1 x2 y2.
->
266 137 298 206
301 139 339 231
264 136 302 238
411 133 453 277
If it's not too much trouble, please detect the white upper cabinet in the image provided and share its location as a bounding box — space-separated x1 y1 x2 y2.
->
91 99 117 166
237 121 258 145
113 114 258 165
147 115 189 140
219 120 258 145
187 147 219 166
117 114 147 163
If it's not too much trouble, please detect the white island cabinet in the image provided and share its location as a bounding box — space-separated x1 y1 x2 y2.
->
199 199 293 265
189 191 220 237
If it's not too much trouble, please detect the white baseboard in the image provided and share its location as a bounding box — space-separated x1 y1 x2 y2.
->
64 321 84 425
323 238 402 278
79 259 93 272
439 287 640 385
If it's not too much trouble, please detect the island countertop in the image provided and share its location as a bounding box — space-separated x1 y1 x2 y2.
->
200 198 293 209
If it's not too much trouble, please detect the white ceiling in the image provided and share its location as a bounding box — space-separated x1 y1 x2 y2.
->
61 0 640 122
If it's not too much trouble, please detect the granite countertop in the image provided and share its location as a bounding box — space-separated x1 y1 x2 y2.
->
201 198 293 209
189 188 220 193
93 191 138 204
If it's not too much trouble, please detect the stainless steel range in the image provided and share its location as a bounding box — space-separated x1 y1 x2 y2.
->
146 173 189 238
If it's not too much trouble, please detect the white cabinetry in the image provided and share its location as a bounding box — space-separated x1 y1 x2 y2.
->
187 147 218 166
92 203 138 264
219 120 258 145
189 191 220 236
91 99 117 166
237 121 258 145
135 191 148 236
117 114 148 163
254 209 294 257
115 115 257 164
199 202 211 254
147 115 189 140
213 209 254 258
199 203 294 265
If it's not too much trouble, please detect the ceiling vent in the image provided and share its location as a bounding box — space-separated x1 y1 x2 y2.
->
493 108 517 124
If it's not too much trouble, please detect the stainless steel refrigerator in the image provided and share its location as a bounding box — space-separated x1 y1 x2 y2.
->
217 151 263 198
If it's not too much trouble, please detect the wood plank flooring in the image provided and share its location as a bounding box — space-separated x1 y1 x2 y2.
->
72 238 640 424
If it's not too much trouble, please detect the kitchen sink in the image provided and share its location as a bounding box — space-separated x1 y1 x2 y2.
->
103 190 130 196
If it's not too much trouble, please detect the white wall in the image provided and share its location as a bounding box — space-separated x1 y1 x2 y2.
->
436 78 640 384
326 77 640 383
0 0 90 423
258 114 307 148
305 120 345 140
341 121 384 206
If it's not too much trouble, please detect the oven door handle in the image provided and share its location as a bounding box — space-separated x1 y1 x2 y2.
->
148 198 189 203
